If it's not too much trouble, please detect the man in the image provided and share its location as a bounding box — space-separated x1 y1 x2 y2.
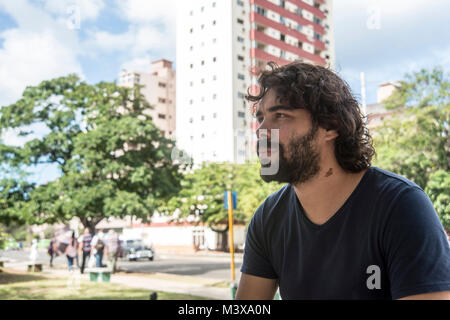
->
91 229 105 268
236 61 450 300
78 228 93 274
104 230 120 273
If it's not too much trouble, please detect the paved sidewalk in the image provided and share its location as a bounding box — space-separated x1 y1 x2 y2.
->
1 260 233 300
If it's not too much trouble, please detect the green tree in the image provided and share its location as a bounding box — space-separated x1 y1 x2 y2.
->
0 75 185 233
372 67 449 230
160 161 282 250
382 66 449 110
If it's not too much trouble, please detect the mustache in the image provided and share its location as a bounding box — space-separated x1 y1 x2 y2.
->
256 139 282 154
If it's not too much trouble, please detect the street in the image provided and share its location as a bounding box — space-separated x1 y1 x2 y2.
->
0 249 243 282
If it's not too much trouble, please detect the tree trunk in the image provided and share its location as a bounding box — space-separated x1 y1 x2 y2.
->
81 217 102 235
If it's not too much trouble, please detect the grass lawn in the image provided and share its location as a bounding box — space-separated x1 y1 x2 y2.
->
0 269 208 300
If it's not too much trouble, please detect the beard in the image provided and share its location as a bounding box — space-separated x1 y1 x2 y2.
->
257 126 321 185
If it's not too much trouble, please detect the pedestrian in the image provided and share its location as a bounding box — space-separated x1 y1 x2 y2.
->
78 228 93 274
29 239 39 263
105 230 120 273
64 231 78 272
236 61 450 300
47 236 57 268
91 229 105 268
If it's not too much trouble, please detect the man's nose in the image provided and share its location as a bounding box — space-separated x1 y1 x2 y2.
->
256 121 271 140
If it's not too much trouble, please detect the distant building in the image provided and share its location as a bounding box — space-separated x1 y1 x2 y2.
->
118 59 176 139
367 81 401 129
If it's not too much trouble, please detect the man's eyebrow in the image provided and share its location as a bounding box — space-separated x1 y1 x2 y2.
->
267 105 295 112
254 105 295 118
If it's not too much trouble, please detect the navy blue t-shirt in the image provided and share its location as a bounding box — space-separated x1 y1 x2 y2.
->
241 166 450 299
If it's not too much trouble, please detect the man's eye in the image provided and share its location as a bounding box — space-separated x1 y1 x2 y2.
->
276 113 287 119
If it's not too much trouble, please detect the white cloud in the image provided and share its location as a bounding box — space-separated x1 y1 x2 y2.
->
120 55 153 73
0 28 83 107
44 0 105 21
0 1 83 104
116 0 177 26
84 25 166 55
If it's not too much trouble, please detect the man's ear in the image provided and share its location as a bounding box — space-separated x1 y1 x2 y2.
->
324 128 339 141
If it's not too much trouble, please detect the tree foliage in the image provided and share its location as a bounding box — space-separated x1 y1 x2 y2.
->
372 67 450 230
159 161 283 228
0 75 185 232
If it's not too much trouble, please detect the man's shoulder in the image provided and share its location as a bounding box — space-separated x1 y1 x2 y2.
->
370 167 422 191
254 184 293 219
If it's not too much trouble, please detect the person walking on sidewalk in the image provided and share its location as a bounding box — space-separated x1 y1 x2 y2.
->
47 236 57 268
65 231 78 272
91 229 105 268
105 230 120 273
78 228 93 274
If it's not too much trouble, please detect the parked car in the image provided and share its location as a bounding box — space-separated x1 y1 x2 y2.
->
121 239 154 261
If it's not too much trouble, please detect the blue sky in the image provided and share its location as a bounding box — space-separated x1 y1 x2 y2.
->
0 0 449 184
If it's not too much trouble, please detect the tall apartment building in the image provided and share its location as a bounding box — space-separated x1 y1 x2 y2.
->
176 0 334 164
118 59 176 139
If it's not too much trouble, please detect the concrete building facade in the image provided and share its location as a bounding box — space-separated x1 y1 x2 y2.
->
118 59 176 139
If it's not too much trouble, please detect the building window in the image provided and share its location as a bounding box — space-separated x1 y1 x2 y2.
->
190 28 193 33
212 20 216 25
237 73 245 80
190 81 194 87
201 24 204 29
213 38 217 43
190 99 193 105
213 57 216 62
237 0 244 6
213 113 217 118
238 92 245 99
201 134 205 138
201 115 205 121
201 60 204 65
237 36 244 43
158 98 166 104
201 6 204 12
256 6 266 16
190 64 193 69
238 111 245 118
213 94 217 99
189 118 193 123
280 34 285 41
190 46 193 51
213 75 217 81
280 16 285 25
212 2 216 7
158 113 166 119
237 55 244 61
158 82 166 88
280 0 285 8
201 78 205 84
237 18 244 24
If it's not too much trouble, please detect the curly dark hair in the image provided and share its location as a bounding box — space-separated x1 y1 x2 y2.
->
246 61 375 173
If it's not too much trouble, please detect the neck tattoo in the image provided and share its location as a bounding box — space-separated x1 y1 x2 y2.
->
325 168 333 177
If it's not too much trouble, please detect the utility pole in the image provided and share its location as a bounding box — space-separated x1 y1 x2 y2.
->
360 72 367 123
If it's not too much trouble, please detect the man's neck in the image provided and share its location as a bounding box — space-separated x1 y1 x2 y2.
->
292 164 368 226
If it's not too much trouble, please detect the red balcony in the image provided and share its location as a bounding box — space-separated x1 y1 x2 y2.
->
251 0 325 35
251 30 326 65
250 48 290 66
251 12 325 51
288 0 325 19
